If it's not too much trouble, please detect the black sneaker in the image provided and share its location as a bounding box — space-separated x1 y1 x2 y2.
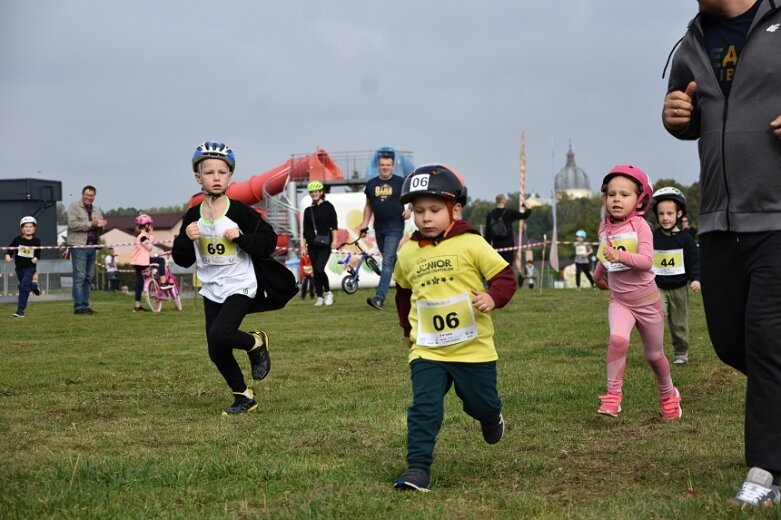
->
12 311 25 318
367 297 384 310
481 414 505 445
222 390 258 416
248 331 271 380
32 281 41 296
133 306 148 313
393 468 431 492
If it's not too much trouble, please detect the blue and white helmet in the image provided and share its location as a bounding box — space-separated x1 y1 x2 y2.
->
192 141 235 172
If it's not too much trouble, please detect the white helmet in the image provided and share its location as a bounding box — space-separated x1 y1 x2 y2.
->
20 216 37 227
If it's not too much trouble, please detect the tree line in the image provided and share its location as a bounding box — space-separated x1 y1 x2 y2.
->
461 179 700 263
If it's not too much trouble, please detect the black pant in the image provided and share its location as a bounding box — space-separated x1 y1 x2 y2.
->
203 294 256 393
575 262 594 288
309 246 331 296
700 231 781 475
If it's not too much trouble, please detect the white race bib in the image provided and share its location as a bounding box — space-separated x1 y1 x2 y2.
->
416 292 478 348
17 246 34 259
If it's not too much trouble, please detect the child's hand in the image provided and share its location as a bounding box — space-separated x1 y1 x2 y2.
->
596 274 609 291
471 289 496 313
604 245 621 263
690 280 701 293
4 254 11 262
185 222 200 240
403 336 413 348
224 227 241 241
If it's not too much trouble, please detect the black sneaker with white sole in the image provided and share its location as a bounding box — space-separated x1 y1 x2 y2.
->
393 468 430 492
248 331 271 380
222 389 258 416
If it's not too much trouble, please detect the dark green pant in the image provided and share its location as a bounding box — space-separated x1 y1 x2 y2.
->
406 359 502 472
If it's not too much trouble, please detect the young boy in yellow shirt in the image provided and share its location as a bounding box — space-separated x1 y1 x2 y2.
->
391 165 517 491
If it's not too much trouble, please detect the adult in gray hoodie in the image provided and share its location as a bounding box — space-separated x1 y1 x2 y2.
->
663 0 781 508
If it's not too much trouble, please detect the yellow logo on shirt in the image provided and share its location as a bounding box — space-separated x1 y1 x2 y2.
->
374 184 393 201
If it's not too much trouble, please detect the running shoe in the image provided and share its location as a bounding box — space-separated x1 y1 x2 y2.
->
222 389 258 416
393 468 430 492
660 387 682 421
247 331 271 380
597 392 622 417
481 414 505 444
733 467 780 508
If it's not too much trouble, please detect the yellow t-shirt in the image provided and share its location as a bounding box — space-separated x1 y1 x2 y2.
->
393 233 508 363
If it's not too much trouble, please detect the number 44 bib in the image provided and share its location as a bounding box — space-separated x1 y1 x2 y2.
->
652 248 685 276
416 292 478 347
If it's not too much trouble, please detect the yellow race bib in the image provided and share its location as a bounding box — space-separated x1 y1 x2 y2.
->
653 249 685 276
197 236 238 265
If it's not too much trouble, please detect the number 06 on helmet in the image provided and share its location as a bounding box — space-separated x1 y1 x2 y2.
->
400 164 468 205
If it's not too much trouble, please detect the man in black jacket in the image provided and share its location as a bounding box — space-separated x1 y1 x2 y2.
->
663 0 781 507
484 194 531 268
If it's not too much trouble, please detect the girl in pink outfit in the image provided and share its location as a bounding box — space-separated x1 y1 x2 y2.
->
130 214 167 312
593 164 682 421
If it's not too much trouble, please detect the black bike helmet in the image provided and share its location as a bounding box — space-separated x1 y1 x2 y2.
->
400 164 467 206
652 186 687 218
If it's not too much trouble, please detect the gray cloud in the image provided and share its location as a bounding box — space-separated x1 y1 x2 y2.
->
0 1 699 210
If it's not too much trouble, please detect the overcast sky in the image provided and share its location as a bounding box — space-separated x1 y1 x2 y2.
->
0 1 701 211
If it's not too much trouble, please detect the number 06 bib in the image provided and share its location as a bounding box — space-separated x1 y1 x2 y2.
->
416 292 478 348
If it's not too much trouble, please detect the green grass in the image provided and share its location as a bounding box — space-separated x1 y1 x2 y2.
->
0 288 776 519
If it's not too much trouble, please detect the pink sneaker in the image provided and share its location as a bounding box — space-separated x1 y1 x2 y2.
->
660 387 682 421
597 392 622 417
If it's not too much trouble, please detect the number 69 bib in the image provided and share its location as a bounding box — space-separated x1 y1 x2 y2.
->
416 292 478 348
198 236 238 265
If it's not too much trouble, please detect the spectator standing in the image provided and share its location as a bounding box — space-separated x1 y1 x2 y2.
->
662 0 781 507
66 185 106 315
105 247 119 292
484 194 531 268
360 151 410 310
573 230 596 290
301 181 338 306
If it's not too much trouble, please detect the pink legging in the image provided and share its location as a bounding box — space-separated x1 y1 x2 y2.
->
605 297 674 398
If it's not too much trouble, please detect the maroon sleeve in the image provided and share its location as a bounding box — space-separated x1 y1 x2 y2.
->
485 265 517 309
395 286 413 337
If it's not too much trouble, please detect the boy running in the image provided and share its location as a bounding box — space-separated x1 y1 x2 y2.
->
391 165 517 492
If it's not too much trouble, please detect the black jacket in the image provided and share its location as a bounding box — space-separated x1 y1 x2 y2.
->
172 199 296 312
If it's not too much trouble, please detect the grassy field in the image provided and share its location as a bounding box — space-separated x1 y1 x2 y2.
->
0 286 775 519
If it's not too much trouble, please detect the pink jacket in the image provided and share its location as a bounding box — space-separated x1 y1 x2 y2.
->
593 216 657 302
130 231 154 266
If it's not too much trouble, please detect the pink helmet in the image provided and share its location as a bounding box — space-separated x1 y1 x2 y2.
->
135 213 154 226
601 164 653 216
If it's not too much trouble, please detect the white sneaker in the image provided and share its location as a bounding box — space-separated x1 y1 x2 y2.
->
324 291 334 306
314 297 324 306
733 467 780 508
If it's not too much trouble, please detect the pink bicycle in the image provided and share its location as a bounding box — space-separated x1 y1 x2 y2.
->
142 260 182 312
